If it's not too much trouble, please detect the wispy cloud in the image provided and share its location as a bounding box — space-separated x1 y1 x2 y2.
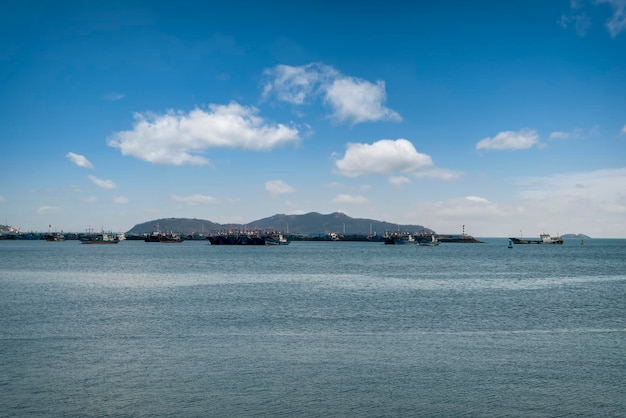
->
621 124 626 134
561 0 626 37
262 63 401 125
389 176 411 185
465 196 490 204
265 180 295 197
66 152 94 169
597 0 626 37
113 196 129 204
107 102 300 166
331 194 369 205
549 131 570 140
559 11 592 36
88 175 116 189
476 129 540 151
334 138 458 180
37 206 60 215
0 195 7 203
104 92 125 101
171 194 218 205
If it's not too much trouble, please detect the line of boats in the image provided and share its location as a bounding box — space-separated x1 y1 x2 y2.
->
1 229 566 247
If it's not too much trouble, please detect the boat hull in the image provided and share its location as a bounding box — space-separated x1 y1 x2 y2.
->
509 235 563 245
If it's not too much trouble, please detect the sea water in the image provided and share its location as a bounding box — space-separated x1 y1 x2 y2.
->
1 238 625 417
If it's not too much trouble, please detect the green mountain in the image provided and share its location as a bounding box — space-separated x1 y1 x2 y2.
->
126 212 432 236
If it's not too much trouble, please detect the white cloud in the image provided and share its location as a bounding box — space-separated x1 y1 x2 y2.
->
37 206 60 215
332 194 369 205
621 125 626 134
262 63 401 125
113 196 129 204
66 152 94 169
265 180 295 197
334 138 457 179
262 63 336 105
476 129 540 151
171 194 218 205
107 102 300 166
465 196 490 203
324 78 402 124
0 195 6 203
88 175 116 189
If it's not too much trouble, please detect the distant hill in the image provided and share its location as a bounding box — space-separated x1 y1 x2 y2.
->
126 212 433 236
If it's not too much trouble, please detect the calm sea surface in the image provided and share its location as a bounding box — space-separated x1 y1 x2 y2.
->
1 238 625 417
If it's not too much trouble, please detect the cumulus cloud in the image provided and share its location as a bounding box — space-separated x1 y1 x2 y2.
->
332 194 369 205
66 152 94 169
88 175 116 189
334 138 457 180
324 78 401 124
171 194 218 205
107 102 300 166
262 63 401 124
265 180 295 197
476 129 540 151
113 196 129 204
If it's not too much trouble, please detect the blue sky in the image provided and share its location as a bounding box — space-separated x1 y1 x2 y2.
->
1 0 625 237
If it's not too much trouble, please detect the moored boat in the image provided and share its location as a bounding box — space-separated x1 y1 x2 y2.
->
383 232 417 245
43 233 65 242
418 235 440 246
208 232 289 245
264 233 289 245
81 233 120 244
509 233 563 245
145 232 183 243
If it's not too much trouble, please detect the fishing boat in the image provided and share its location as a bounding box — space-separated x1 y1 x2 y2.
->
145 232 183 243
418 235 440 246
383 232 417 245
264 233 290 245
509 233 563 245
43 233 65 242
80 233 120 244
